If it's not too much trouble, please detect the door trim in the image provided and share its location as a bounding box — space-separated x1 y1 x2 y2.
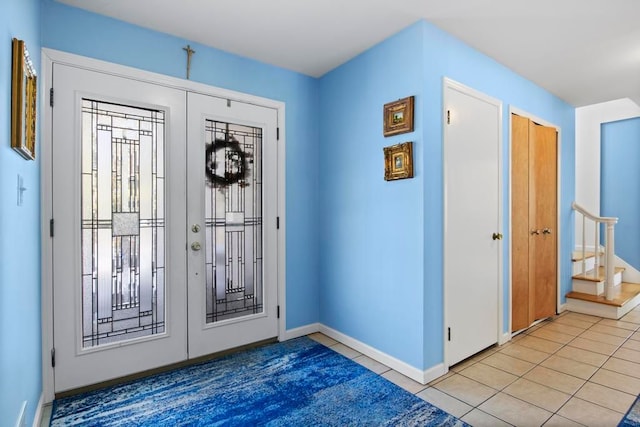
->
442 77 504 368
508 106 562 336
40 48 287 402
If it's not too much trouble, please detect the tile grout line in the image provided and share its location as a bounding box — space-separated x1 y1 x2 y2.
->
308 311 640 426
514 316 598 425
570 316 640 416
439 317 573 425
532 316 638 422
460 314 634 425
532 315 639 423
553 311 640 422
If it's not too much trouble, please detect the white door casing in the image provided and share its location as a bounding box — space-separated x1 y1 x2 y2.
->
443 78 503 366
42 50 286 399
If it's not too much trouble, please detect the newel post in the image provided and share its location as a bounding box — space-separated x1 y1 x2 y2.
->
605 223 616 301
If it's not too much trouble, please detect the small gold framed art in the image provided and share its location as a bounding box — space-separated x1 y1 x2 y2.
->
11 38 37 160
383 96 414 137
384 142 413 181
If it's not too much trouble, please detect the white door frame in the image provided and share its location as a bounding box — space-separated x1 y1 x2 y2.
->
508 106 563 335
40 48 287 402
442 77 504 368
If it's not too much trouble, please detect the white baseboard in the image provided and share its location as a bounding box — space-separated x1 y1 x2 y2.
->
499 332 511 345
319 325 445 385
558 303 567 313
422 363 448 384
32 393 44 427
280 323 321 341
280 322 450 385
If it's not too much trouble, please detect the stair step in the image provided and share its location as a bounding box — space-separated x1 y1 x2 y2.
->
566 282 640 308
572 266 625 283
572 280 604 296
572 251 603 262
572 256 596 276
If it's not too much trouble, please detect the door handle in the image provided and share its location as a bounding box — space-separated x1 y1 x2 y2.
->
530 229 541 235
191 242 202 251
191 224 201 233
542 228 553 235
492 233 503 241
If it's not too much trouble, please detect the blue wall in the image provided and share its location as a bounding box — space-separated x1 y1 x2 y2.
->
319 20 575 370
319 24 426 368
0 0 42 425
41 0 321 329
601 118 640 269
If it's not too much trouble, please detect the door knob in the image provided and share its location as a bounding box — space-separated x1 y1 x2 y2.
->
530 229 541 235
191 224 201 233
492 233 503 241
542 228 553 235
191 242 202 251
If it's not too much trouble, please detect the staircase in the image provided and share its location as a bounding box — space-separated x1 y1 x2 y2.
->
566 202 640 319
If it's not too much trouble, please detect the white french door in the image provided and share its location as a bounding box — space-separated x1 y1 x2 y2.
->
186 93 279 358
51 63 279 393
52 64 188 392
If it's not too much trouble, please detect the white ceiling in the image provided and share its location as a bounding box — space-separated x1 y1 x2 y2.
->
56 0 640 107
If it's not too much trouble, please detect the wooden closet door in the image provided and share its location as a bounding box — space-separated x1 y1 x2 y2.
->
511 114 557 332
530 122 557 320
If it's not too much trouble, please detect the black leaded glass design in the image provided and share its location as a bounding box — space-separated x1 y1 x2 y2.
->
81 99 165 348
204 120 263 323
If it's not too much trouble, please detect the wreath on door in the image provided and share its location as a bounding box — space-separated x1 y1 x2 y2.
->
205 136 248 187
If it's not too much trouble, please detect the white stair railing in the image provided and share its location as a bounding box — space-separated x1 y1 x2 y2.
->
572 202 618 300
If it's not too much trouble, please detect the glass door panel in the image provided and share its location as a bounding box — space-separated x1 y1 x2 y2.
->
81 100 166 348
203 119 263 323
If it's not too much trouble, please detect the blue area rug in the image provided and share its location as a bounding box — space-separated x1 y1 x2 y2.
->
620 394 640 427
51 337 467 426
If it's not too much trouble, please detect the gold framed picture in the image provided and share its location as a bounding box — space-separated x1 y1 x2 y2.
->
11 38 37 160
383 96 414 137
384 142 413 181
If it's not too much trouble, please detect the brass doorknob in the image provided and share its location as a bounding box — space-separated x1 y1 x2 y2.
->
492 233 503 241
542 228 553 235
530 229 541 235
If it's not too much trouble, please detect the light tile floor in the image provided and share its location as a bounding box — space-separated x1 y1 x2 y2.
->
309 306 640 427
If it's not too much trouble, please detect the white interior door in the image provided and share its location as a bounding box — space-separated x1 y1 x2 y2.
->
186 92 279 358
51 64 188 392
444 80 502 366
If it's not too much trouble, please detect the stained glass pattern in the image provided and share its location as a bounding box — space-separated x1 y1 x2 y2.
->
204 120 263 323
81 99 165 348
